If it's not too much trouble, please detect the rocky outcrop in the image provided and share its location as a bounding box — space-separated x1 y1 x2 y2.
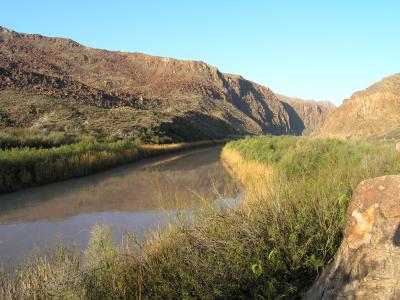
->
276 94 335 135
0 65 132 109
306 175 400 299
0 25 302 139
318 74 400 140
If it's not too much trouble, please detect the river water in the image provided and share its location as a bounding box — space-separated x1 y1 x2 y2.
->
0 146 238 265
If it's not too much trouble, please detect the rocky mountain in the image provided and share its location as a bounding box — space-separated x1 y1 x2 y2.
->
318 74 400 140
0 26 330 141
276 94 335 135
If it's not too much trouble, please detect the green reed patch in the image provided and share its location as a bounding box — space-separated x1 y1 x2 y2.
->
0 139 141 193
1 136 400 299
0 128 78 149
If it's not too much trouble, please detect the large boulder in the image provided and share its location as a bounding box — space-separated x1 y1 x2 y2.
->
306 175 400 299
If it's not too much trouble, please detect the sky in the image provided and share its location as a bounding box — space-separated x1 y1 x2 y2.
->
2 1 400 105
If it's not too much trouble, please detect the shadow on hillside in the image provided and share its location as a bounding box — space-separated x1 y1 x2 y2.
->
157 111 240 141
280 102 305 135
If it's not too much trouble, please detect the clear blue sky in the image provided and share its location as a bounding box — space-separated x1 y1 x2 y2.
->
2 1 400 105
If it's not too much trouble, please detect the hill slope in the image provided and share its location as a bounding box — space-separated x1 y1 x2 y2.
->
318 74 400 140
0 26 331 140
276 94 335 135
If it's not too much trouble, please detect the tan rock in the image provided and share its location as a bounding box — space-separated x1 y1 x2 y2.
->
318 74 400 140
276 94 336 135
305 175 400 299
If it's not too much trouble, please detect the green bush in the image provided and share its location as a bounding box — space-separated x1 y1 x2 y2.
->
0 139 141 193
2 136 400 299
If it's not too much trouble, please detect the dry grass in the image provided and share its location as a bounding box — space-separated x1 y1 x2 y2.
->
221 147 273 208
138 139 228 156
0 138 227 193
2 136 400 299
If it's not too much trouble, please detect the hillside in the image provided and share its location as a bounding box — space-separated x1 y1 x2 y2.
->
0 26 292 141
0 26 332 141
318 74 400 140
276 94 335 135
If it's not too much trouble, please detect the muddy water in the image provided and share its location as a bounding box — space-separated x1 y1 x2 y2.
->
0 146 238 265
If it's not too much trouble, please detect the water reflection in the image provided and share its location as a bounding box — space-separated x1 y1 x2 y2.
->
0 146 238 264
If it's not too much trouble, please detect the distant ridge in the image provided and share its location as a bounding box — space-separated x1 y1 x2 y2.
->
0 26 331 140
276 94 335 135
318 74 400 140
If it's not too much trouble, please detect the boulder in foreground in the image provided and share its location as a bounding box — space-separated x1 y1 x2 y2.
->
306 175 400 299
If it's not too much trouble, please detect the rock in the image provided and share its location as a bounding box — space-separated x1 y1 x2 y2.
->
0 25 333 138
305 175 400 299
276 94 336 135
0 25 296 137
318 73 400 140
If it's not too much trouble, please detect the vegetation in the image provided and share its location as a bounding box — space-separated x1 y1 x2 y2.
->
0 138 140 193
1 136 400 299
0 90 241 144
0 128 77 149
0 90 145 140
0 130 224 193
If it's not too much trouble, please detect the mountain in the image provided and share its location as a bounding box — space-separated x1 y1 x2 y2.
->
318 74 400 140
0 26 329 141
276 94 335 135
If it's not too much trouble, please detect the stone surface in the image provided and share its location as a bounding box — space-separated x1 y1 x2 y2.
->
318 74 400 140
305 175 400 300
276 94 335 135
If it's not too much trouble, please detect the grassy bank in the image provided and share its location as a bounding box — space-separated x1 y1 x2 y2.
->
0 128 77 149
1 136 400 299
0 137 226 194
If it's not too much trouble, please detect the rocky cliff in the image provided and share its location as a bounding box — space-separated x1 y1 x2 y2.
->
306 175 400 299
276 94 335 135
0 26 304 140
318 74 400 140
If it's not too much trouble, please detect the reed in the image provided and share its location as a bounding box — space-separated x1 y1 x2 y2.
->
0 128 77 149
0 138 227 193
2 136 400 299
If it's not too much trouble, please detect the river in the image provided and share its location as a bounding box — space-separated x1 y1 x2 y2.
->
0 146 238 265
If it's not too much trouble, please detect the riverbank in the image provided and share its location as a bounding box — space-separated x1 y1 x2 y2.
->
0 146 233 266
0 138 229 194
221 146 273 206
2 136 400 299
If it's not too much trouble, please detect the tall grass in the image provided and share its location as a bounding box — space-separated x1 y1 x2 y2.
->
0 128 77 149
1 136 400 299
0 139 141 193
0 138 227 193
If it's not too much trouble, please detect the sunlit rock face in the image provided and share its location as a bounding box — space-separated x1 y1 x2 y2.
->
318 74 400 140
0 25 303 140
306 175 400 300
276 94 336 136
